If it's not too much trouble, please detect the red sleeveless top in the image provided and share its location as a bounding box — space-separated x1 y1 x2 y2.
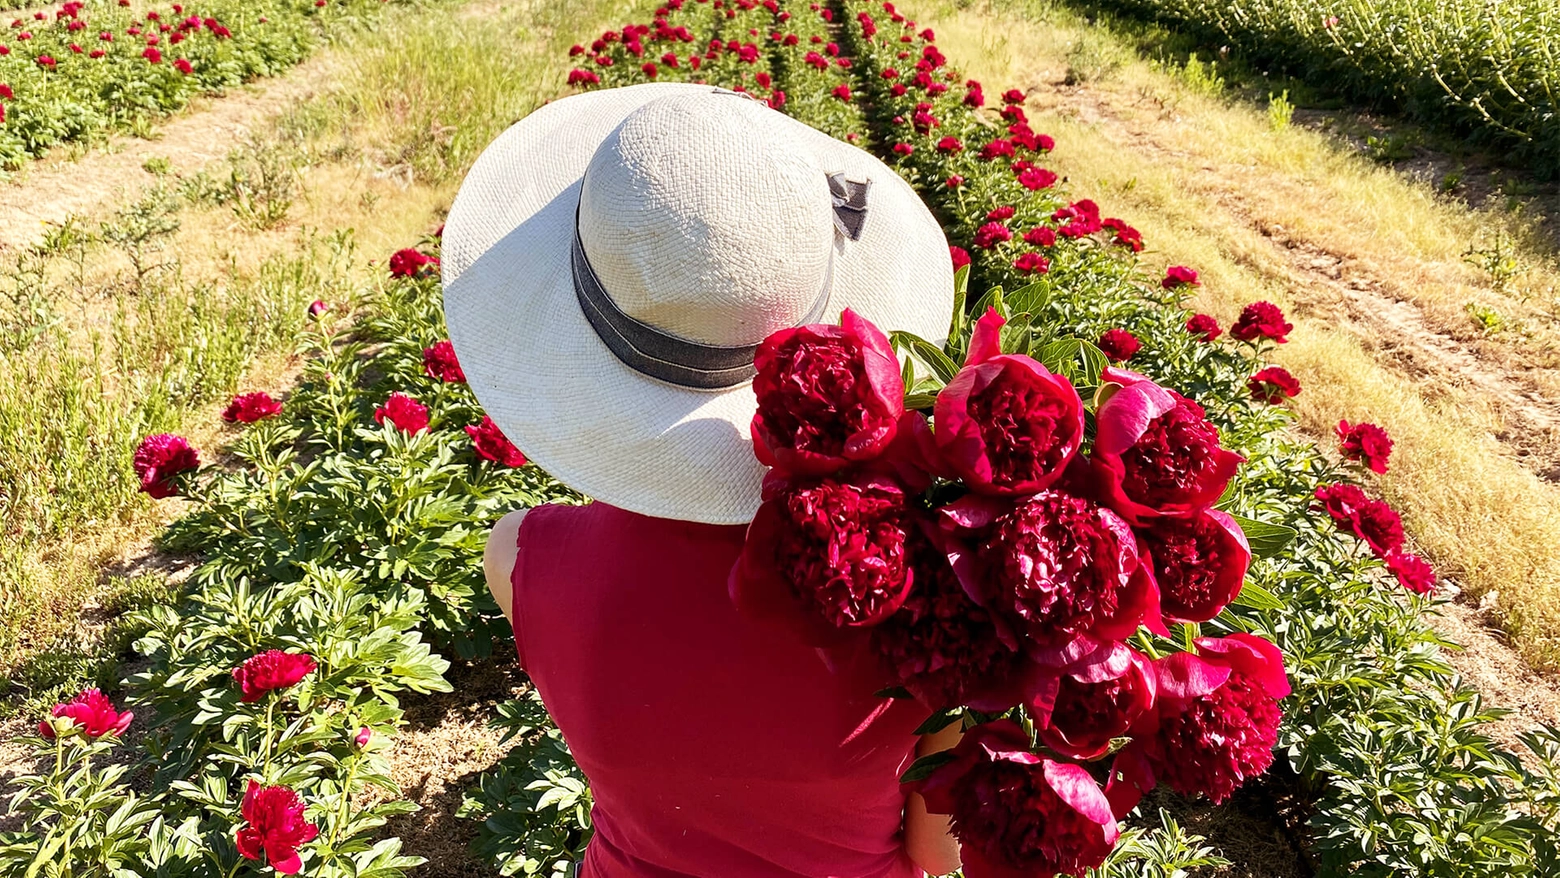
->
512 502 926 878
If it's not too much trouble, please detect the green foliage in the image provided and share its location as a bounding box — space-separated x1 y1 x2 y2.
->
1267 89 1293 130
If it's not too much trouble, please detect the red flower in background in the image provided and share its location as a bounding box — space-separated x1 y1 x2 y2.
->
422 340 466 383
1230 301 1292 344
832 82 851 101
1336 419 1393 473
1102 217 1142 251
934 310 1085 496
1110 634 1289 814
173 57 192 74
1002 88 1025 104
1023 226 1056 247
39 689 133 740
1313 483 1403 555
465 416 526 467
945 174 965 188
236 781 319 875
978 138 1015 161
388 248 438 278
1138 508 1250 623
986 206 1015 222
141 46 160 63
1248 366 1300 403
972 222 1011 249
730 474 912 638
232 650 317 702
935 135 962 153
1017 166 1056 191
909 720 1119 877
1161 265 1199 290
0 84 12 100
308 299 328 318
374 392 430 434
1091 370 1243 524
36 54 55 68
1097 328 1141 362
133 433 199 498
1012 252 1049 275
750 309 904 477
223 392 283 424
949 245 970 270
1186 313 1221 341
567 68 600 86
1385 550 1436 594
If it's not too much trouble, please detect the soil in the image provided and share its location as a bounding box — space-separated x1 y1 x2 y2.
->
0 52 339 250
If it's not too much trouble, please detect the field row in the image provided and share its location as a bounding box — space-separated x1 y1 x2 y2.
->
1083 0 1560 170
0 0 410 168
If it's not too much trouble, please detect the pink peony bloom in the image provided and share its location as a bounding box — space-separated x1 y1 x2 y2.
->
39 689 133 740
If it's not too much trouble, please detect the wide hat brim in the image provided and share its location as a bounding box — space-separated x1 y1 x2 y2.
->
442 83 953 525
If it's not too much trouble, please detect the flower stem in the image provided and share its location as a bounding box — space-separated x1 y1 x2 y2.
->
261 698 275 779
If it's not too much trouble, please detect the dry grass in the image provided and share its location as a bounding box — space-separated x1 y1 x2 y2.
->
905 0 1560 668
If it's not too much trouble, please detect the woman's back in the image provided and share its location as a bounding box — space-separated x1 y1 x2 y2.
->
511 502 926 878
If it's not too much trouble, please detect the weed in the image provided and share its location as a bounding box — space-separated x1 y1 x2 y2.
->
99 185 182 290
1464 233 1530 294
142 156 174 177
227 141 299 231
1465 300 1506 333
1267 89 1293 130
1178 51 1224 97
1066 31 1125 84
1365 131 1416 163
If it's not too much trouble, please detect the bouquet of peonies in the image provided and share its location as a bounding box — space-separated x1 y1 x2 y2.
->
729 306 1289 877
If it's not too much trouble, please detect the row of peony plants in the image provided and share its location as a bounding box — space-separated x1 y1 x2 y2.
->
0 0 418 168
550 0 1560 874
0 238 587 875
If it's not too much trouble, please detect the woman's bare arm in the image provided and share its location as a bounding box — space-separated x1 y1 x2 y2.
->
904 722 963 876
483 509 528 626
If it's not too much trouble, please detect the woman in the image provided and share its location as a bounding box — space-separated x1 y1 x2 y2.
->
444 83 962 877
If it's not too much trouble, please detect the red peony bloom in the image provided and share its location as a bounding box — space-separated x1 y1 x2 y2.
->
1012 252 1049 275
1030 646 1155 759
945 174 965 188
567 68 601 86
751 309 904 477
307 299 328 317
223 392 283 424
465 415 526 467
964 81 985 107
232 650 317 702
1023 226 1056 247
1102 217 1143 251
36 54 55 68
354 726 373 747
374 392 430 434
1248 366 1300 403
972 222 1011 250
1161 265 1199 290
235 781 319 875
870 524 1025 709
1138 508 1250 622
133 433 199 498
1097 328 1141 362
1002 88 1025 104
1385 550 1436 595
0 84 11 100
1185 313 1221 341
388 247 438 278
1230 301 1292 344
832 82 851 101
986 205 1015 222
173 57 191 74
1313 483 1403 555
892 142 913 156
39 689 133 740
1016 166 1057 191
979 139 1015 161
957 487 1158 653
141 46 159 63
935 310 1085 496
950 245 971 271
729 474 912 639
1111 634 1288 812
909 720 1119 878
935 135 963 153
422 340 466 383
1091 370 1244 524
1336 419 1393 474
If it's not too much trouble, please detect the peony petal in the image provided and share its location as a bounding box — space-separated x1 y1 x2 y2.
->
235 827 263 862
267 847 304 876
1093 379 1177 458
1043 758 1119 834
965 308 1006 365
1104 745 1156 819
1153 651 1231 701
1195 632 1291 699
241 779 261 821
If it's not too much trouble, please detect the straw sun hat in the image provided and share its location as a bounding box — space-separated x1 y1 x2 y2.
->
442 83 954 525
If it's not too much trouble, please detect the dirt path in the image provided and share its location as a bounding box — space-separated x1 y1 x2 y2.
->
0 52 338 249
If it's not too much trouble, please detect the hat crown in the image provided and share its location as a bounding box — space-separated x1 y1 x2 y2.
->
577 93 836 348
